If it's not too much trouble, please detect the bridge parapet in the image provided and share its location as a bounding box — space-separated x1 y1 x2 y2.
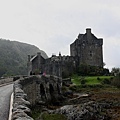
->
12 75 62 120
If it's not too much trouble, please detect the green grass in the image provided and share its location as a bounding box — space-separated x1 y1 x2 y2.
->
32 110 67 120
41 113 67 120
31 108 41 119
71 75 114 85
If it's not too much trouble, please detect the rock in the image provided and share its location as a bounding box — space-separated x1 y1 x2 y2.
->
12 111 31 119
12 79 33 120
13 105 31 114
49 101 110 120
14 98 30 107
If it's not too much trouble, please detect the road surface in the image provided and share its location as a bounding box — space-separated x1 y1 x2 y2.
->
0 84 13 120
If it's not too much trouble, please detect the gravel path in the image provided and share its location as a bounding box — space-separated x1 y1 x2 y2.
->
0 84 13 120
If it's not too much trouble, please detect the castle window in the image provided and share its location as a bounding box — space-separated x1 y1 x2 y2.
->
82 43 85 48
95 43 98 48
82 43 85 46
83 40 85 43
89 51 93 57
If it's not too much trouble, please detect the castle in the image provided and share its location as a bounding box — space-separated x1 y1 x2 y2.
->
70 28 103 67
27 28 103 77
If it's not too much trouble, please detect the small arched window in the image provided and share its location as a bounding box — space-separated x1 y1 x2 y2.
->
90 51 93 57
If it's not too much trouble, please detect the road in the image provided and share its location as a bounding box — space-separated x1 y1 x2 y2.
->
0 84 13 120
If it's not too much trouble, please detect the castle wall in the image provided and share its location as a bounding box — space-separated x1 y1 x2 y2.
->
43 55 77 77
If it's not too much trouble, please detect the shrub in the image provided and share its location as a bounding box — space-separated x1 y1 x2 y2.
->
97 77 101 80
13 76 20 81
111 73 120 87
102 78 111 84
80 84 103 88
69 85 83 92
79 77 86 85
62 71 70 78
69 85 77 91
62 86 68 91
81 79 86 85
77 64 104 76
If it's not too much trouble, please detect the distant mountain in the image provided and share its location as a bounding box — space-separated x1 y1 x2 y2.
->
0 39 48 77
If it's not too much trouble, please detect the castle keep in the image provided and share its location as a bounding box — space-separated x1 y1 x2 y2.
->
28 28 103 77
70 28 103 67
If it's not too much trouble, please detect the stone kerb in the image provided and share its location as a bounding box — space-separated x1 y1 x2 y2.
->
12 76 35 120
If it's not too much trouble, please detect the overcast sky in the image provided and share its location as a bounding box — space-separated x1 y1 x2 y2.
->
0 0 120 70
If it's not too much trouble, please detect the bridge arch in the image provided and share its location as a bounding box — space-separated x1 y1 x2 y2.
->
40 84 46 100
49 84 54 96
57 84 61 94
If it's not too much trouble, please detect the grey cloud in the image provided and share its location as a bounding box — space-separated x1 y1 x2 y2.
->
0 0 120 69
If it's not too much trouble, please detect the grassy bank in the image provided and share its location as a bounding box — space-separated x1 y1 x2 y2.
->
71 75 114 85
41 113 67 120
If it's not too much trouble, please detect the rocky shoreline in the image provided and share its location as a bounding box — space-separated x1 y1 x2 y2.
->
34 86 120 120
49 101 111 120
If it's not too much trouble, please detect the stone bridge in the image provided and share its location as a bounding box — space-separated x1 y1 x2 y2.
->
12 75 62 119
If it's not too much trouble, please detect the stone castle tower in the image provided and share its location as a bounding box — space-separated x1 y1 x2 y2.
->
70 28 103 67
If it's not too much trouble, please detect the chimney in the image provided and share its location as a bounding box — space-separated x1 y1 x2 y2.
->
86 28 92 41
59 52 61 56
37 52 41 56
86 28 91 34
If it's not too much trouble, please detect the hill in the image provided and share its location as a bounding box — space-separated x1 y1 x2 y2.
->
0 39 48 77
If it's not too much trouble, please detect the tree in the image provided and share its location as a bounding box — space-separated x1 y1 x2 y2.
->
111 67 120 76
77 64 105 76
103 62 106 67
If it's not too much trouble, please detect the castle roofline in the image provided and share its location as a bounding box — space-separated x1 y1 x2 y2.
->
30 53 45 62
30 55 37 62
